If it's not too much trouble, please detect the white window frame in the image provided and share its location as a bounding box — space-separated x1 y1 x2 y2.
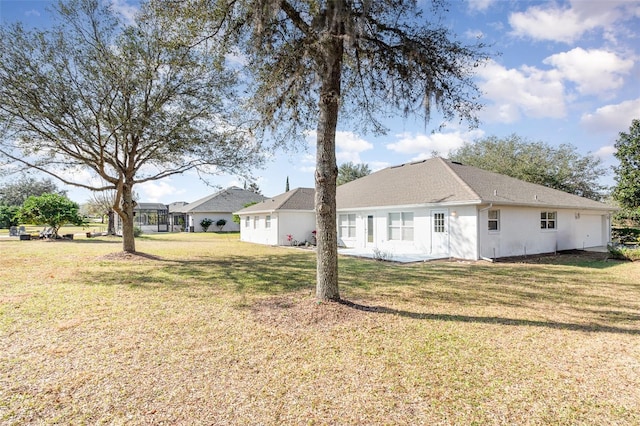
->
244 216 250 228
253 216 259 229
265 215 271 229
488 209 500 232
338 214 356 238
540 211 557 230
388 212 414 241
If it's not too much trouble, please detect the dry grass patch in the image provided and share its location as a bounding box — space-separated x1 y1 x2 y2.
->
1 233 639 424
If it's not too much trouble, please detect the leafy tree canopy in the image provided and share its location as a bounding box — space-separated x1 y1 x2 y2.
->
612 119 640 212
337 162 371 186
0 205 20 229
17 193 84 238
0 176 66 207
449 134 607 201
0 0 263 252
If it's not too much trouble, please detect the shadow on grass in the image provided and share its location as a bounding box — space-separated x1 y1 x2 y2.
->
81 248 639 331
85 251 317 294
338 299 640 336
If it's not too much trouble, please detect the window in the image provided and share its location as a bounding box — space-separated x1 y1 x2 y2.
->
388 212 414 241
338 214 356 238
488 210 500 231
433 213 444 233
244 216 250 228
253 216 259 229
540 211 556 229
265 215 271 228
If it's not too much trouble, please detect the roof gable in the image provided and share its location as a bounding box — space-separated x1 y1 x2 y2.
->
235 187 315 214
176 187 266 213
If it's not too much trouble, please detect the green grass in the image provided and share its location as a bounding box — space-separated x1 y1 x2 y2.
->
1 233 639 424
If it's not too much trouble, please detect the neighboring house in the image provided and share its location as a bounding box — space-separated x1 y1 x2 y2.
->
237 158 615 261
235 187 316 245
172 187 266 232
335 157 615 260
168 202 189 232
115 202 169 234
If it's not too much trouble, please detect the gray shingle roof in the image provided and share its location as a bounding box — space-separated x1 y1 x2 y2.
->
174 187 266 213
135 202 168 211
235 187 315 214
336 157 613 211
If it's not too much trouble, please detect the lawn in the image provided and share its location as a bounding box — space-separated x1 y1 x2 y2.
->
1 233 639 425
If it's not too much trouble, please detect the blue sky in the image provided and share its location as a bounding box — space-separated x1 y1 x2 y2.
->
1 0 639 204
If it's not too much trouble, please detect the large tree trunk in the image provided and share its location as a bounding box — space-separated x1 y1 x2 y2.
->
315 14 343 301
119 181 136 253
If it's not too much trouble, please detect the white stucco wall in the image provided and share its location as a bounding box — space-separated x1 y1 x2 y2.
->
338 206 477 259
239 211 315 246
239 213 278 245
277 211 316 245
478 206 610 259
448 205 478 260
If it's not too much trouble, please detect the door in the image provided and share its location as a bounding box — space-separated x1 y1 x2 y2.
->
431 210 449 255
366 214 375 247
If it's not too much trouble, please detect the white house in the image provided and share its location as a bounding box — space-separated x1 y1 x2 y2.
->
335 157 615 260
172 187 266 232
237 158 615 261
235 187 316 245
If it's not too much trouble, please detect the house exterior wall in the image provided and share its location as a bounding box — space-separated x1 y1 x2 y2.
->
240 213 278 245
277 211 316 245
448 205 479 260
188 212 238 232
337 206 478 259
478 206 611 259
239 211 315 246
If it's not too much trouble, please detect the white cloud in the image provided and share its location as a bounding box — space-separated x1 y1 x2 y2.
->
594 145 616 159
509 5 598 43
477 61 566 122
138 180 182 202
544 48 633 97
580 98 640 133
467 0 496 12
336 131 373 163
304 130 373 164
386 129 485 159
25 9 41 17
509 1 637 44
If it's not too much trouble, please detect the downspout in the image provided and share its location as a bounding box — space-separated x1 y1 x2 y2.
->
478 203 493 262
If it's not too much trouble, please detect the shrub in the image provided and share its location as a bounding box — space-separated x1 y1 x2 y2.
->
133 226 143 237
611 227 640 245
216 219 227 231
608 244 640 261
200 218 213 232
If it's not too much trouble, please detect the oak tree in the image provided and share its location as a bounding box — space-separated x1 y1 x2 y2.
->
612 119 640 215
0 0 262 252
449 135 607 201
